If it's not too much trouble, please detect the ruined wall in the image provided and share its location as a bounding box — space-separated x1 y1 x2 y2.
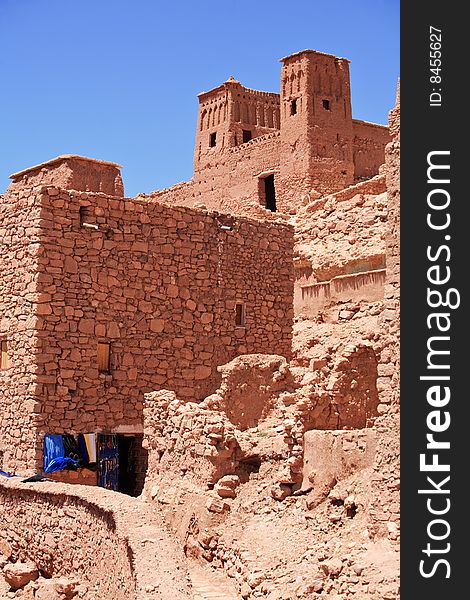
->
295 269 385 317
302 428 377 493
369 84 400 538
293 177 387 320
0 190 42 473
352 120 390 180
0 478 190 599
0 179 293 472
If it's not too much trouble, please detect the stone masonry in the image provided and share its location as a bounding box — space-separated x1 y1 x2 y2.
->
0 157 294 474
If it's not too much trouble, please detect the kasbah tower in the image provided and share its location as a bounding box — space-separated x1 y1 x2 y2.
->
153 49 389 216
0 47 400 600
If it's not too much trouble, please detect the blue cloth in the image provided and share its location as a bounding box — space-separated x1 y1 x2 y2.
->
98 434 119 491
43 434 65 472
44 457 78 473
43 434 80 473
0 470 14 477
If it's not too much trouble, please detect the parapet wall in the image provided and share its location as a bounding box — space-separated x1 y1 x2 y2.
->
156 132 282 217
295 269 385 317
8 155 124 197
352 120 390 180
0 478 190 599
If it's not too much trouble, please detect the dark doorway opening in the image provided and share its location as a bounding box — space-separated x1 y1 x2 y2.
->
263 174 277 212
242 129 252 143
116 434 148 497
97 434 148 496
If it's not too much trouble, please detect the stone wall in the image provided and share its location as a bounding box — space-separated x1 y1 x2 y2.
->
0 478 190 599
0 191 42 473
0 176 294 473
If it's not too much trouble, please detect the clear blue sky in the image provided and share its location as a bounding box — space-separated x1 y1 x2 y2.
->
0 0 399 197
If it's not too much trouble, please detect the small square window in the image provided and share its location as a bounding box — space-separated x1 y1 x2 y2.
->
1 340 9 370
97 342 111 374
322 99 330 110
290 99 297 115
242 129 252 143
235 303 246 327
209 132 217 147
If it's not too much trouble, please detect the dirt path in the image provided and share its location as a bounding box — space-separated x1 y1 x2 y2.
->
189 564 239 600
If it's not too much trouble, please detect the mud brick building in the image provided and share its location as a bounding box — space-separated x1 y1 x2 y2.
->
150 49 389 216
0 156 294 480
0 48 387 492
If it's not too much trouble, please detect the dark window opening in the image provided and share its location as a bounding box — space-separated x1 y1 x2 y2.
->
1 340 8 370
209 132 217 147
79 206 98 230
290 99 297 115
263 174 277 212
235 303 245 327
322 99 330 110
97 342 111 373
242 129 252 143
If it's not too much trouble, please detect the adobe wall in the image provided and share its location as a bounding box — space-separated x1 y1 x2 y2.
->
369 84 400 538
0 190 42 473
0 179 294 472
154 132 282 218
302 428 377 492
352 120 390 179
293 176 387 290
295 269 386 317
0 478 190 599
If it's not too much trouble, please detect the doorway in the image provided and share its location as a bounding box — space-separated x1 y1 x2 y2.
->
98 433 148 496
262 174 277 212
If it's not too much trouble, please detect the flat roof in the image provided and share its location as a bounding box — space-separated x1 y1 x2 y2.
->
280 49 349 63
198 78 279 101
10 154 123 180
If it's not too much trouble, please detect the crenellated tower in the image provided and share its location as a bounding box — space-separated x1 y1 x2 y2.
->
194 77 280 173
279 50 355 201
